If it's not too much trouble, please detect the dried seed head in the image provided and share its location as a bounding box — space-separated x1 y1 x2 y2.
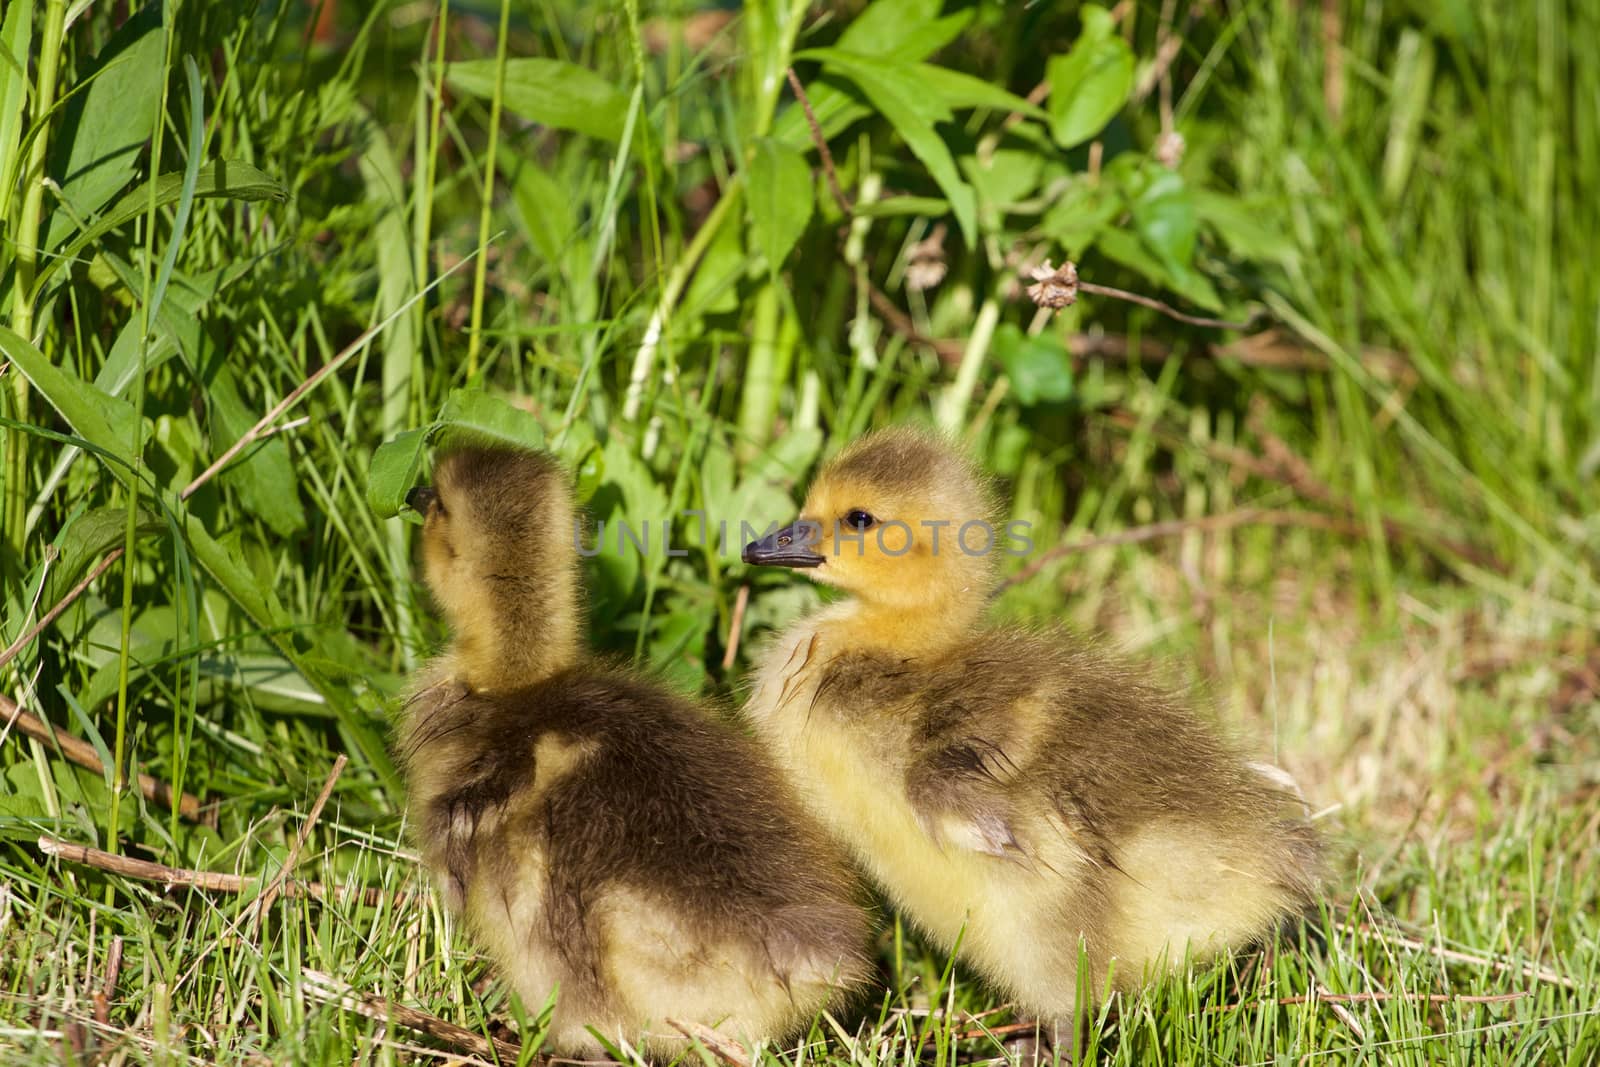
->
1026 260 1079 310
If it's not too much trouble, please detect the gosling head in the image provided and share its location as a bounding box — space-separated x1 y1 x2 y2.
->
410 444 581 690
744 428 999 641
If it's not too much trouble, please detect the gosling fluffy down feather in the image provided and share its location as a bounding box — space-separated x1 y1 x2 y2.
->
742 427 1322 1022
398 445 872 1057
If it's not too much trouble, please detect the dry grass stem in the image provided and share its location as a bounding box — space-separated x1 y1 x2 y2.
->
252 753 349 927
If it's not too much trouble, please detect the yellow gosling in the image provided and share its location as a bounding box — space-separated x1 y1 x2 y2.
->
742 427 1321 1029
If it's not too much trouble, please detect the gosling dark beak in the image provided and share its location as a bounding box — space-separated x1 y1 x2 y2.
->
406 486 437 513
742 519 825 569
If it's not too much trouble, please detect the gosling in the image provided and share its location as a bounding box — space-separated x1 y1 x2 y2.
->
398 443 872 1057
741 427 1321 1028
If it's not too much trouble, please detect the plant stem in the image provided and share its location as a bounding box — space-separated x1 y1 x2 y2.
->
4 0 66 564
936 292 1001 433
109 10 174 873
621 182 742 421
464 0 509 381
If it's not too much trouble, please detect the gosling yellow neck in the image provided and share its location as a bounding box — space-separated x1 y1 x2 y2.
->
825 590 987 658
451 586 582 693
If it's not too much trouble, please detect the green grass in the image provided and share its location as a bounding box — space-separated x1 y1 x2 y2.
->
1 0 1596 1063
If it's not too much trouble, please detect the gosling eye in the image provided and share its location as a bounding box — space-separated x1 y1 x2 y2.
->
844 509 875 530
407 486 440 515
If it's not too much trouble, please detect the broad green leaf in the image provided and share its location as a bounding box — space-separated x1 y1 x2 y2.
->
1095 228 1225 312
507 158 574 268
1039 175 1120 256
196 654 328 712
585 437 671 606
207 366 306 537
1046 6 1135 148
836 0 944 54
963 149 1046 214
0 326 142 470
771 8 973 147
681 214 745 319
370 393 551 519
994 324 1073 406
1131 168 1198 274
1192 189 1299 264
569 443 605 505
42 6 165 252
919 66 1047 120
0 0 32 213
1163 262 1225 313
437 389 547 452
797 49 977 245
600 435 669 523
41 160 287 297
44 505 161 606
645 604 705 693
367 428 431 519
447 58 627 141
798 49 953 124
747 138 814 272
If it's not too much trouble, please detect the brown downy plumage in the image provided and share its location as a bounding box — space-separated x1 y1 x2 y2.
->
742 427 1322 1026
398 444 872 1057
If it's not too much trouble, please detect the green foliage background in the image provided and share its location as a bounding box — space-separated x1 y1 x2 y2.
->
0 0 1595 1062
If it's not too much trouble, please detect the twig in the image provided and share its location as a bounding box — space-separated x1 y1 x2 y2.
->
4 698 202 819
1348 923 1577 991
40 836 254 893
301 968 525 1064
1314 979 1368 1042
93 935 122 1029
864 282 964 363
668 1018 751 1067
947 1021 1047 1041
1077 280 1253 331
721 584 750 671
36 836 400 907
1000 80 1051 131
0 549 122 674
253 754 348 927
994 507 1368 595
785 67 851 216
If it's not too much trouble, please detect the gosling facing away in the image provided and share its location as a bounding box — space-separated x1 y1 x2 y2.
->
742 427 1321 1022
398 444 872 1057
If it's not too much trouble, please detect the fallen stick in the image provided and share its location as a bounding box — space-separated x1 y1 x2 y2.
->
36 836 399 907
5 698 202 819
